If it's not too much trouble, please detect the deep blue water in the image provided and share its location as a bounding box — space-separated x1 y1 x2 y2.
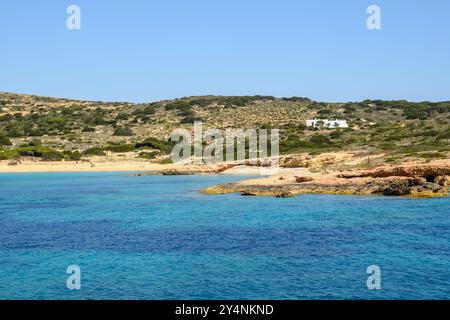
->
0 172 448 300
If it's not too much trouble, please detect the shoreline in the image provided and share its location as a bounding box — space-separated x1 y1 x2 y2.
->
203 160 450 198
0 160 183 173
0 161 296 175
1 159 449 198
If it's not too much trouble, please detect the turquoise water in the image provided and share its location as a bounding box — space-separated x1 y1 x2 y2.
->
0 172 448 300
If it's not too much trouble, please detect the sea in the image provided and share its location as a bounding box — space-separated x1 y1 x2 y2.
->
0 172 448 299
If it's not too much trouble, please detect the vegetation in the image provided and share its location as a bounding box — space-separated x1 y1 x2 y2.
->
135 137 174 153
138 151 159 159
113 127 134 136
0 92 448 163
83 147 106 156
0 146 64 161
104 144 135 153
0 135 12 146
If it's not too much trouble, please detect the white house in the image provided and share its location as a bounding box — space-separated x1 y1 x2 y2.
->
306 119 349 129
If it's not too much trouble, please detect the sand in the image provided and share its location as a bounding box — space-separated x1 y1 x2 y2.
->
0 160 295 175
220 165 309 176
0 160 183 173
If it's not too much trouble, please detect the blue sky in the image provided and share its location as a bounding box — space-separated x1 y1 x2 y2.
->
1 0 449 103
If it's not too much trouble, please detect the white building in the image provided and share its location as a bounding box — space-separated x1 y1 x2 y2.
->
306 119 349 129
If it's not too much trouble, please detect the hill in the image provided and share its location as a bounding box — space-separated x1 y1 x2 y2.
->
0 92 449 167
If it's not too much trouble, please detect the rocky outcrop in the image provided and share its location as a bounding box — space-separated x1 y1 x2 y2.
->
204 177 448 198
295 176 314 183
281 154 313 168
203 161 450 198
131 163 238 176
434 175 450 187
380 177 446 196
161 163 237 175
337 162 450 181
281 154 339 168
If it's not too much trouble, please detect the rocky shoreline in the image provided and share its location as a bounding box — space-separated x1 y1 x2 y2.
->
202 160 450 198
130 163 239 176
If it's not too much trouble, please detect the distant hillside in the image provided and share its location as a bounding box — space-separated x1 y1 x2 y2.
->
0 92 449 164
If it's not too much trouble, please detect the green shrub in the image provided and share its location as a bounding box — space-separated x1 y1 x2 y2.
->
138 151 159 159
28 139 42 147
180 115 202 124
0 114 14 122
135 137 173 153
83 147 106 156
89 116 109 125
0 135 12 146
329 131 344 139
113 127 134 136
115 113 130 120
0 148 20 160
104 144 135 153
418 152 446 159
281 97 311 102
82 127 96 132
28 129 44 137
142 105 156 115
165 101 191 111
436 130 450 140
16 146 63 161
63 150 82 161
309 134 332 146
159 157 173 164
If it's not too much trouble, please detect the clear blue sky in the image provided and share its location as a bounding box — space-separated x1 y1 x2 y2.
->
1 0 449 103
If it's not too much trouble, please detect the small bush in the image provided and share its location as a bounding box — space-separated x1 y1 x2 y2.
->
83 147 106 156
104 144 135 153
113 127 134 136
82 127 96 132
159 157 173 164
309 134 332 146
135 137 173 153
115 113 130 120
0 114 14 122
16 146 64 161
165 101 191 111
28 130 44 137
28 139 42 147
138 151 159 159
180 115 202 124
63 150 82 161
0 135 12 146
0 148 20 160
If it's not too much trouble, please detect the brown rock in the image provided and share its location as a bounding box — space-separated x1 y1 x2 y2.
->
280 155 312 168
412 176 427 185
295 176 314 183
338 163 450 180
241 191 257 196
202 161 450 198
434 175 450 187
411 183 448 197
382 179 413 196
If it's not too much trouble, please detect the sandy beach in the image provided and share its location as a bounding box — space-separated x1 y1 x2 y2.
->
0 160 297 175
0 160 183 173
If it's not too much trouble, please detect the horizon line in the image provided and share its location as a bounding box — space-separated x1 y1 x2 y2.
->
1 90 449 105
